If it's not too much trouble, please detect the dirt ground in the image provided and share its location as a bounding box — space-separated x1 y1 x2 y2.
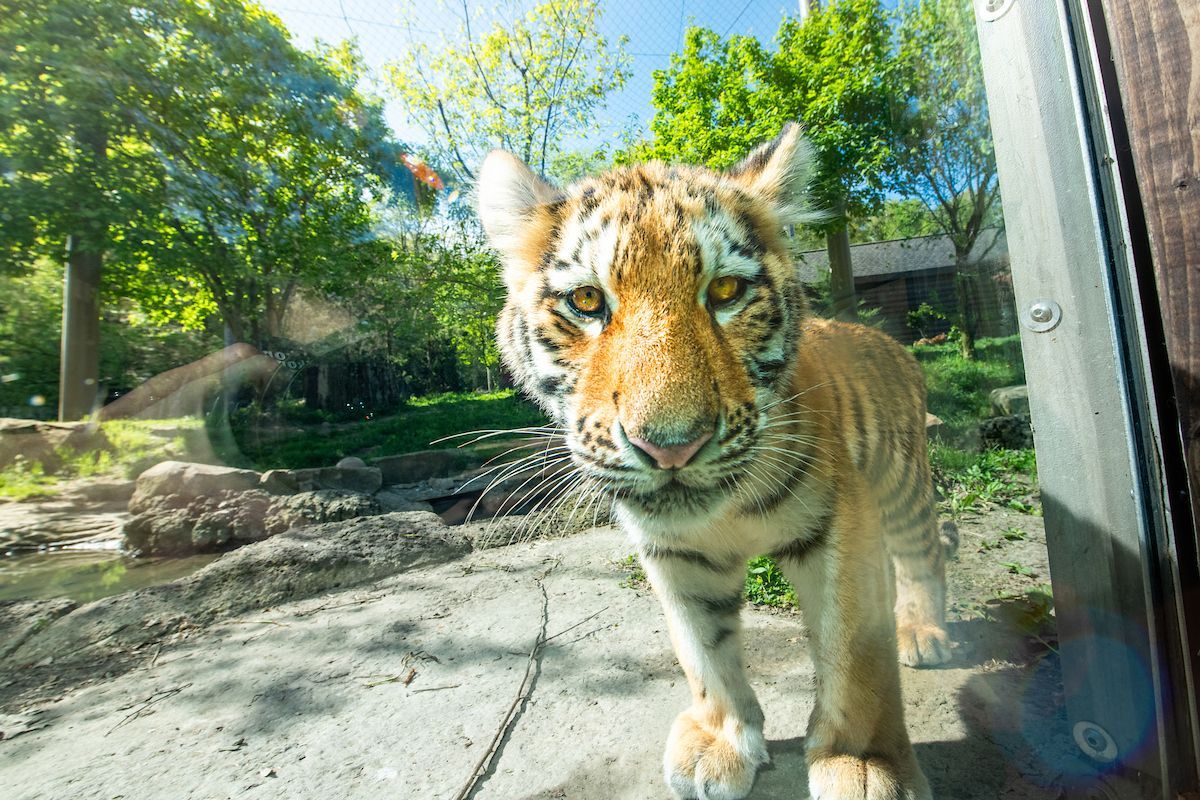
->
0 507 1092 799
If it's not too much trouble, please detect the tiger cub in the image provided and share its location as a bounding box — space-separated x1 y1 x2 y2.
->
477 123 952 800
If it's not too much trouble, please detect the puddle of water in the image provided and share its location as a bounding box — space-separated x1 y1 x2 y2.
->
0 548 220 604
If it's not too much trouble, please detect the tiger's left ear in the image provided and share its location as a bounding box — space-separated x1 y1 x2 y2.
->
476 151 563 262
726 122 821 225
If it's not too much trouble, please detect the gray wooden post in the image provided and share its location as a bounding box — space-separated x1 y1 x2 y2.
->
975 0 1195 794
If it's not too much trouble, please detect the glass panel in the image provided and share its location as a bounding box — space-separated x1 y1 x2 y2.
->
0 1 1105 797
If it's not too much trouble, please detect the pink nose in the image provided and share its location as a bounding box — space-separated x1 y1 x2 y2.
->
628 432 713 470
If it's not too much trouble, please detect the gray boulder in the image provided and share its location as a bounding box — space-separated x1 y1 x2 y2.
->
979 413 1034 449
267 490 382 531
989 385 1029 416
374 487 436 514
259 468 299 495
282 466 382 494
123 488 382 555
129 461 261 514
124 491 266 554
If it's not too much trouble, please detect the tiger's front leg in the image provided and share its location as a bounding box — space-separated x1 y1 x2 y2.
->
780 486 932 800
639 544 768 800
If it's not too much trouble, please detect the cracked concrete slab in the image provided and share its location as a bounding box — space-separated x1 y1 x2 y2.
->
0 525 1084 799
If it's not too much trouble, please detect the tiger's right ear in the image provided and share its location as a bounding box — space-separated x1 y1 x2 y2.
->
476 151 563 261
726 122 822 226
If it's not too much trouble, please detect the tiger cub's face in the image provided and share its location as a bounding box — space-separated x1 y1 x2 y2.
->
477 125 819 524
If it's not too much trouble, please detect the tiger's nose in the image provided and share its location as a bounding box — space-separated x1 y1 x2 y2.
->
628 431 713 470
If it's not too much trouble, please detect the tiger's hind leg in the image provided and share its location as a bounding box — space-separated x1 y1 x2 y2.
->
878 444 956 667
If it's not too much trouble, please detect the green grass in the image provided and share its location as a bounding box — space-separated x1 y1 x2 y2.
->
618 552 798 610
914 335 1025 443
0 419 202 499
616 553 648 589
228 389 550 470
745 556 797 608
1 392 548 491
0 459 57 501
931 444 1039 516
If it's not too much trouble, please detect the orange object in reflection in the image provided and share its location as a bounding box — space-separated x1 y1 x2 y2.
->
401 153 444 191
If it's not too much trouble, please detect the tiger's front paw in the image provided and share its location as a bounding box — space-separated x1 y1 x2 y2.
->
896 622 951 667
808 751 931 800
664 709 768 800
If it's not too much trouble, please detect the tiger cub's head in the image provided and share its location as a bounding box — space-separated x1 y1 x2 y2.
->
477 124 819 524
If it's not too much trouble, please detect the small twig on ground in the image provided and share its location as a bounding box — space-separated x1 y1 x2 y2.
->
410 683 461 694
105 684 191 736
542 606 608 647
364 675 403 688
452 572 554 800
150 644 162 668
293 591 387 618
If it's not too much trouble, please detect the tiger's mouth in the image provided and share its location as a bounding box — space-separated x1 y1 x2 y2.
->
562 414 762 522
586 445 758 522
613 476 725 519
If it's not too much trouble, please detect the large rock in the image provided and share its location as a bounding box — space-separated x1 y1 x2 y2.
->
374 487 436 514
267 490 382 531
370 449 479 485
979 413 1034 449
280 466 382 494
129 461 261 514
124 491 257 554
123 489 382 556
258 468 299 495
989 385 1029 416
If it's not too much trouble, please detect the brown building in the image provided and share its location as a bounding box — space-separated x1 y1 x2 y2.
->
794 229 1014 344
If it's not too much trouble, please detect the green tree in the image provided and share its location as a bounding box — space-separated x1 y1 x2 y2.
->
891 0 1000 359
112 11 410 346
386 0 631 181
0 1 165 417
640 1 901 321
0 259 221 413
636 29 779 170
1 0 412 418
848 198 942 242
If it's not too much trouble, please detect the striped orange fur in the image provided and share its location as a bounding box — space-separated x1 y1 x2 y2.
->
477 123 952 800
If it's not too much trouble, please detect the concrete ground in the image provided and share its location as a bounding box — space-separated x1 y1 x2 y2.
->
0 521 1085 799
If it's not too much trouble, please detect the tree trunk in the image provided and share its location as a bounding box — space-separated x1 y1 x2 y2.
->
827 223 858 322
953 253 978 360
59 237 102 420
58 122 108 421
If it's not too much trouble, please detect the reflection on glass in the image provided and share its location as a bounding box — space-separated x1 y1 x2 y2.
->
0 2 1102 798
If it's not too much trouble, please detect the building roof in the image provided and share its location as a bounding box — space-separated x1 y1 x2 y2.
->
794 228 1008 283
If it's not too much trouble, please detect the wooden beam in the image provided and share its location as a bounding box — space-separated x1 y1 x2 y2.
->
1093 0 1200 784
1097 0 1200 543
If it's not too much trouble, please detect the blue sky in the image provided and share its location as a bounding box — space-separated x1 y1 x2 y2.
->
260 0 803 149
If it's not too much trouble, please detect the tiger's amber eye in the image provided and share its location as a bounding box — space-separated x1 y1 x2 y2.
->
708 275 746 306
568 285 605 315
